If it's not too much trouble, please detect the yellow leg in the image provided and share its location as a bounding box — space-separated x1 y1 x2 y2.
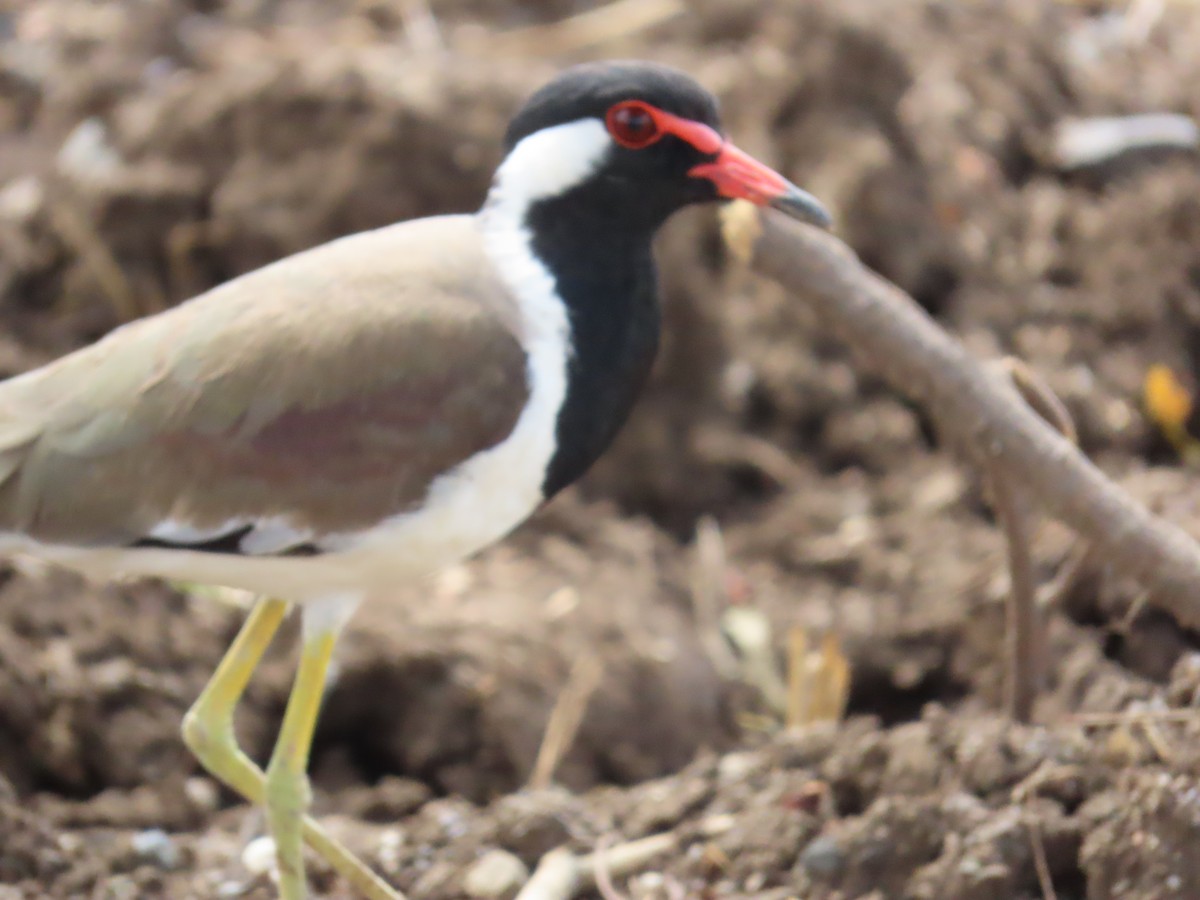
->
182 598 404 900
183 597 289 803
264 627 337 900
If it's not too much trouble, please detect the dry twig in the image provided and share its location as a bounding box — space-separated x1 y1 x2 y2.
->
1073 708 1200 726
989 467 1039 722
988 358 1075 723
516 833 678 900
1025 808 1059 900
528 654 604 790
49 199 150 322
995 358 1092 615
726 205 1200 634
591 838 627 900
517 848 581 900
689 517 740 680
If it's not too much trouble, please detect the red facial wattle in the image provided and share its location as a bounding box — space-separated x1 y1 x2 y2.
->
603 100 831 228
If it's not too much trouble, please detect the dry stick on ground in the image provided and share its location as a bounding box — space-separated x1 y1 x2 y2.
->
1025 804 1060 900
591 837 628 900
1073 708 1200 725
989 464 1040 723
690 516 742 681
528 653 604 790
49 199 148 322
515 819 735 900
726 205 1200 636
516 833 678 900
989 358 1080 722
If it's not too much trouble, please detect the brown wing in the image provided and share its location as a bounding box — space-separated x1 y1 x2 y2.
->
0 215 530 551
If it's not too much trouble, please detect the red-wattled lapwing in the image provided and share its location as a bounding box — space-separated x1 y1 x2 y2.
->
0 61 829 899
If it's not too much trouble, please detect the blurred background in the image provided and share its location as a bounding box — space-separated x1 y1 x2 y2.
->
3 1 1200 898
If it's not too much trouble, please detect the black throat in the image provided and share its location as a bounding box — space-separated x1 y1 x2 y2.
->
525 188 663 500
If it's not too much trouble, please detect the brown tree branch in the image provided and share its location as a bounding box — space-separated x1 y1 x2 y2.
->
729 206 1200 631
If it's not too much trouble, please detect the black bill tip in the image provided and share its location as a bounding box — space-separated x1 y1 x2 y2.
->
769 183 833 229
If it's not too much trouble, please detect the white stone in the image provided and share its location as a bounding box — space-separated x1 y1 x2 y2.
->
463 848 530 897
240 834 278 878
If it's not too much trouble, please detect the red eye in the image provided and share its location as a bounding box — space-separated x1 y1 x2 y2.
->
606 101 662 149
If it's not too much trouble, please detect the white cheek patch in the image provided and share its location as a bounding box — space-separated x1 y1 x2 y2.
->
488 119 611 204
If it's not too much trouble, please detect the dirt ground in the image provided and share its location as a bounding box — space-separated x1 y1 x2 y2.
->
3 0 1200 898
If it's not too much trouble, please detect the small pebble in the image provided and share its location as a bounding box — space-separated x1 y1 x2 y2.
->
632 872 665 890
184 776 220 812
0 176 43 222
463 848 529 897
378 828 404 872
717 750 760 782
799 835 845 878
241 835 278 877
56 118 121 181
130 828 180 870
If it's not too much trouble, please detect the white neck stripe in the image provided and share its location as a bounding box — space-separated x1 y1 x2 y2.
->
484 119 611 209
